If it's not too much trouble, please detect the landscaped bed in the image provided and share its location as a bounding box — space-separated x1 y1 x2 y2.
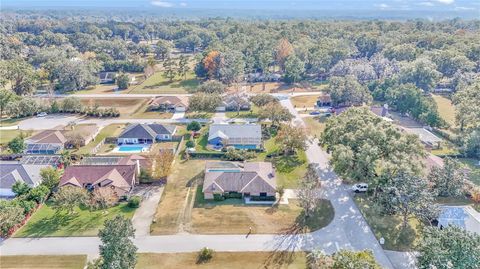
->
354 195 422 251
137 252 308 269
14 202 136 237
190 185 334 234
0 255 87 269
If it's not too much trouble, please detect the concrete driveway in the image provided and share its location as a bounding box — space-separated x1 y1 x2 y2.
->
131 185 164 237
171 111 185 120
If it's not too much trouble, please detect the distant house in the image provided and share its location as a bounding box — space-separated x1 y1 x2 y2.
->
217 93 251 112
117 124 177 145
403 127 443 149
207 124 262 150
149 96 189 112
0 162 49 198
25 130 67 154
59 164 138 198
98 72 117 84
316 94 332 108
203 161 276 200
437 206 480 235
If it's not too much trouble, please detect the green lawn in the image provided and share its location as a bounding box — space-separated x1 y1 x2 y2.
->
303 116 327 139
354 195 422 251
14 202 136 237
0 130 34 146
257 136 308 188
184 112 213 119
459 158 480 186
0 255 87 269
75 124 125 154
432 94 456 127
0 118 23 127
129 71 199 94
225 105 260 118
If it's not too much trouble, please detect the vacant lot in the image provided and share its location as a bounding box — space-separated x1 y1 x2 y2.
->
0 130 34 146
354 195 422 251
78 98 146 116
128 102 173 119
184 112 213 119
190 186 334 234
14 202 136 237
137 252 308 269
225 105 260 118
76 124 126 155
432 94 456 127
151 157 205 235
291 95 320 108
237 81 328 94
129 71 199 94
0 255 87 269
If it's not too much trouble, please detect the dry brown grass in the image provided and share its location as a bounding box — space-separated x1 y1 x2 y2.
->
291 95 320 108
137 252 307 269
150 158 206 235
0 255 87 269
303 116 327 139
78 98 146 115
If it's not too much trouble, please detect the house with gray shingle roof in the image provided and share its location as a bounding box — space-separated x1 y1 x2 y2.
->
207 123 262 150
203 161 276 200
117 123 177 145
0 162 49 197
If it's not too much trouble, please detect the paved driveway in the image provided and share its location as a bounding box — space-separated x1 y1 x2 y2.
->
171 111 185 120
18 115 80 130
131 186 164 237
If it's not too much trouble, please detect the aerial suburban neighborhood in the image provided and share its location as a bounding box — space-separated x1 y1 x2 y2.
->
0 1 479 269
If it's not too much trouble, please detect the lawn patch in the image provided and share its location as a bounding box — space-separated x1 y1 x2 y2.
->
225 105 260 119
303 116 327 139
75 124 125 155
137 252 307 269
432 94 456 127
0 255 87 269
129 71 199 94
354 195 422 251
0 130 33 146
14 202 136 237
291 95 320 108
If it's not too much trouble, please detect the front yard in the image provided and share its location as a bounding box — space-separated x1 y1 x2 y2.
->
225 105 260 119
290 95 320 108
0 255 87 269
354 195 422 251
128 71 199 94
137 252 308 269
14 202 136 237
190 185 334 234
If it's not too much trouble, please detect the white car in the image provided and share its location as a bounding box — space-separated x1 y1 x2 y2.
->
352 183 368 193
37 112 48 117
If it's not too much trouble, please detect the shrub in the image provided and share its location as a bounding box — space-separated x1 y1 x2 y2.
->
88 188 118 210
224 148 256 161
197 247 214 263
187 121 201 132
186 140 195 148
213 193 225 201
128 196 141 208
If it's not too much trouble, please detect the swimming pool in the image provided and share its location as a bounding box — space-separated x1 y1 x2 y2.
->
232 144 257 150
114 145 150 153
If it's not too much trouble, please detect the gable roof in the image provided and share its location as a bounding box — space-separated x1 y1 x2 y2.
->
60 164 136 190
27 130 67 144
0 162 49 190
203 161 276 194
119 124 176 139
150 96 189 107
208 124 261 141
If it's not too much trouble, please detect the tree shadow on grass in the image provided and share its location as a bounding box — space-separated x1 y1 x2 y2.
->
18 211 75 237
269 154 305 174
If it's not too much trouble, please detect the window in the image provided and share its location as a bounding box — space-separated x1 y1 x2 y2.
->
260 192 267 197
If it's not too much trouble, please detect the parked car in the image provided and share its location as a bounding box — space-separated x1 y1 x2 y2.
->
352 183 368 193
37 112 48 117
310 111 321 115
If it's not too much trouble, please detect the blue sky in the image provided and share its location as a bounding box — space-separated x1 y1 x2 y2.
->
3 0 480 11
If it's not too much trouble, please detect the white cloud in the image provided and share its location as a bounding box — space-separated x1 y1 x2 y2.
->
435 0 455 4
375 3 390 9
455 6 475 10
180 2 187 7
418 2 435 7
151 1 174 7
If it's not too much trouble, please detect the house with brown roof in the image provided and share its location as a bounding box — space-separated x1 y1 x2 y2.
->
203 161 276 201
59 164 137 198
149 96 189 112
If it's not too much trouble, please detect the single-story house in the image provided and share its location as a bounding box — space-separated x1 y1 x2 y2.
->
217 94 251 112
403 127 443 149
63 124 100 148
117 123 177 145
203 161 276 200
25 130 67 154
316 94 332 108
0 162 49 198
149 96 189 112
59 164 138 197
207 123 262 150
98 72 117 84
437 206 480 235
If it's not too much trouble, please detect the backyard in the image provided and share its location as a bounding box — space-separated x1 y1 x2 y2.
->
0 255 87 269
354 195 422 251
137 252 308 269
14 202 136 237
0 129 34 146
432 94 456 127
75 124 126 155
189 185 334 234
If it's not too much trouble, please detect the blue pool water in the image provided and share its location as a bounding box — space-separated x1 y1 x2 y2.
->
208 169 242 172
116 145 148 153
